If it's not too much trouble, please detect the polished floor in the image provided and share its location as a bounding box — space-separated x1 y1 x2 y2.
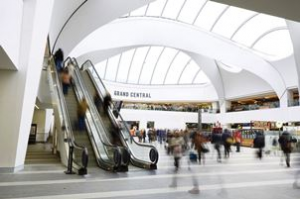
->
1 143 300 199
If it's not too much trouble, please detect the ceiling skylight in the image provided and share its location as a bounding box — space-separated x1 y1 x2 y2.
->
124 0 293 60
93 46 210 86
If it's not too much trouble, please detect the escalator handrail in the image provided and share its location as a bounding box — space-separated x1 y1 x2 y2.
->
72 58 121 148
81 59 159 164
71 58 123 168
50 56 88 168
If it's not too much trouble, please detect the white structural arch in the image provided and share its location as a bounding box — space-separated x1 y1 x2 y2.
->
71 17 287 105
49 0 155 55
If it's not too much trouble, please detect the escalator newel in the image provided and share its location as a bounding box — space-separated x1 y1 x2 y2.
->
65 142 76 175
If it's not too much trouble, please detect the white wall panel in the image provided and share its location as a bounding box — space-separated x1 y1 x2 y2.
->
120 109 217 129
0 0 23 68
220 68 273 99
217 106 300 124
104 81 218 102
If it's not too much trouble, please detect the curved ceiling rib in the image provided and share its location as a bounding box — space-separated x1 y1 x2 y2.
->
115 52 123 81
229 13 259 39
137 47 151 84
51 0 88 52
250 27 287 48
126 48 138 83
176 0 187 20
160 0 169 16
163 50 180 84
150 47 166 84
144 4 150 16
192 68 202 83
192 0 209 25
103 58 109 79
177 59 192 84
210 5 230 31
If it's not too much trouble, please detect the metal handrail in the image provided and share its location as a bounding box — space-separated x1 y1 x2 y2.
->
70 58 123 170
82 59 159 167
49 56 88 172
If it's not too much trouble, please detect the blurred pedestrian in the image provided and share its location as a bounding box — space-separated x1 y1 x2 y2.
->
211 131 222 162
77 98 89 131
234 129 242 152
54 48 64 72
272 136 278 156
278 131 292 167
194 131 208 164
93 92 101 112
253 131 265 159
103 92 112 113
61 68 71 95
222 129 233 159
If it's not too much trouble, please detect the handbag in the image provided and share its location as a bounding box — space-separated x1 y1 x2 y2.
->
201 144 209 153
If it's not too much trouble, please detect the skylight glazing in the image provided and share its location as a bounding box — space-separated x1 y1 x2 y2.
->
151 48 178 84
127 47 149 84
125 0 293 60
116 49 135 83
164 52 191 84
179 60 200 84
95 46 210 86
105 54 120 81
162 0 185 19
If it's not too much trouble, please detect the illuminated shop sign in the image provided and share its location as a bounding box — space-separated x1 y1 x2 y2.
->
114 90 151 98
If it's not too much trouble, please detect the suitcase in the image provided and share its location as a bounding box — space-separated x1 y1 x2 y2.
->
189 152 197 162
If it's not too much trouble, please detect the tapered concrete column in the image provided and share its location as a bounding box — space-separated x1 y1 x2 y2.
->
0 0 54 172
220 100 231 114
211 101 219 113
279 91 288 108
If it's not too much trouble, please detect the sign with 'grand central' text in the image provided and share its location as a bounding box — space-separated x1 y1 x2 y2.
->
114 90 151 98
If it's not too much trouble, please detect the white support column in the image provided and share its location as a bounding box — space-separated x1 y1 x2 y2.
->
211 101 219 113
220 100 231 114
0 0 54 172
287 21 300 102
279 91 288 108
286 89 294 107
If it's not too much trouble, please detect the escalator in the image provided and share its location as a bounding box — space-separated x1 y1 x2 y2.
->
68 59 129 172
77 59 159 169
80 71 123 146
48 57 88 175
63 85 97 167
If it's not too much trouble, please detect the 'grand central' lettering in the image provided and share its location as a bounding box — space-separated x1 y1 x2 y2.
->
114 90 151 98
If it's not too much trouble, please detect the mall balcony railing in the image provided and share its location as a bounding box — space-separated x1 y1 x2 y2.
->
288 99 300 107
121 104 220 113
227 101 280 112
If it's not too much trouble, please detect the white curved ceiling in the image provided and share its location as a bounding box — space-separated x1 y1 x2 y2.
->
126 0 293 61
49 0 300 102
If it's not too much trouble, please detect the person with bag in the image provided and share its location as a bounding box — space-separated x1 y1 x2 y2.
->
278 131 292 167
77 98 89 131
253 131 265 159
54 48 64 72
170 131 184 171
222 129 232 159
93 92 101 112
234 130 242 152
194 131 209 164
61 68 71 95
211 132 222 162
